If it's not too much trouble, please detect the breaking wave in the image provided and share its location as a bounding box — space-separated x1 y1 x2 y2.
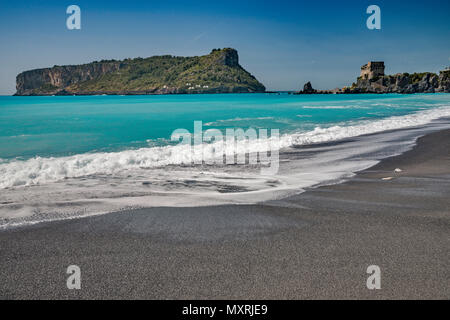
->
1 105 449 189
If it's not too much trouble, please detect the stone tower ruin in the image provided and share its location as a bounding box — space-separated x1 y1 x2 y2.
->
360 61 385 80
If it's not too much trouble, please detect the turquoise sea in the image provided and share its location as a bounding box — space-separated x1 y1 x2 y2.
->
0 93 449 227
1 93 449 159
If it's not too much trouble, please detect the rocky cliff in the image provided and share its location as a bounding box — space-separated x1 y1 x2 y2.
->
298 81 317 94
15 48 265 96
297 65 450 95
345 69 450 94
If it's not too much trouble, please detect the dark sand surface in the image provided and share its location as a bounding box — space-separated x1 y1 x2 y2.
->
1 129 449 300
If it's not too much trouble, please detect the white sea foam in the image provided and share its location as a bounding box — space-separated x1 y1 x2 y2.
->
283 106 450 146
302 105 362 109
0 106 449 190
1 105 450 228
204 117 274 126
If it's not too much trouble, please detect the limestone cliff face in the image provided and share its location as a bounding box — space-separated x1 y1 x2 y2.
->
15 48 265 96
438 70 450 92
16 62 123 96
213 48 239 67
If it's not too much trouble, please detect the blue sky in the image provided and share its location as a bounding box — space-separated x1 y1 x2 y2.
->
0 0 449 94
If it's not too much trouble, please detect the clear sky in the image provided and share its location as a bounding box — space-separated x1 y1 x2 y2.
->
0 0 449 94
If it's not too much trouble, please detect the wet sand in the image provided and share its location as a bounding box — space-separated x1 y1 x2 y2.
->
1 129 449 300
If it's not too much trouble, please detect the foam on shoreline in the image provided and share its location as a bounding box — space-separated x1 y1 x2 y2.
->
1 106 449 189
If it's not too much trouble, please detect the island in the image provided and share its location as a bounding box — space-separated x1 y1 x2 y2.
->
14 48 266 96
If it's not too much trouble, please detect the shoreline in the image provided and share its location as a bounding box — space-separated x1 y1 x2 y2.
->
11 92 450 97
0 128 449 299
1 115 448 229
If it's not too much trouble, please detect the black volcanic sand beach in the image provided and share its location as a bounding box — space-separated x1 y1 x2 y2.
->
1 130 449 300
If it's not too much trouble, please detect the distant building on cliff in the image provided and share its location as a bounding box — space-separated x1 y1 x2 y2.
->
360 61 385 80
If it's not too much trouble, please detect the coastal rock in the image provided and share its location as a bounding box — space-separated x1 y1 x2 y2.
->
395 74 409 91
347 68 449 94
297 81 317 94
437 69 450 92
334 61 450 94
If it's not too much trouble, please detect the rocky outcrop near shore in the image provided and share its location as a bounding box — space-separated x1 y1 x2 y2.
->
297 64 450 95
295 82 340 95
344 69 450 94
297 81 317 94
438 69 450 92
15 48 265 96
